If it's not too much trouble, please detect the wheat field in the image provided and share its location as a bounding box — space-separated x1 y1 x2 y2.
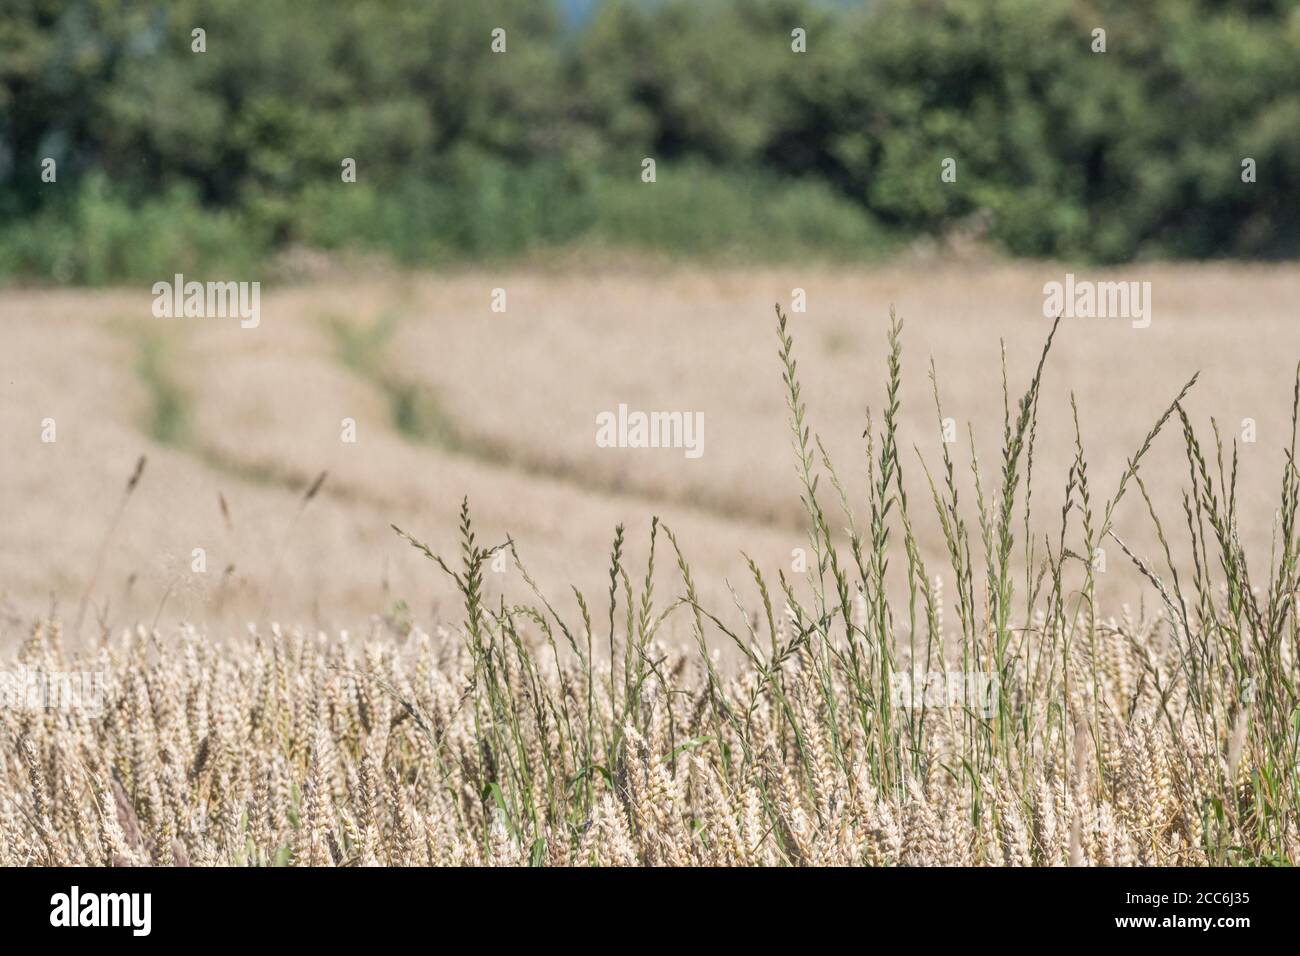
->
2 262 1298 631
2 273 1298 866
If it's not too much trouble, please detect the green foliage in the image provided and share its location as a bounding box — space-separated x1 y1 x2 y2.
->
134 329 191 446
0 175 261 283
2 0 1297 281
586 162 893 259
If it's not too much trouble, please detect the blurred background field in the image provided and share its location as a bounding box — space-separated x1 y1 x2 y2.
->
1 1 1298 641
2 262 1297 637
